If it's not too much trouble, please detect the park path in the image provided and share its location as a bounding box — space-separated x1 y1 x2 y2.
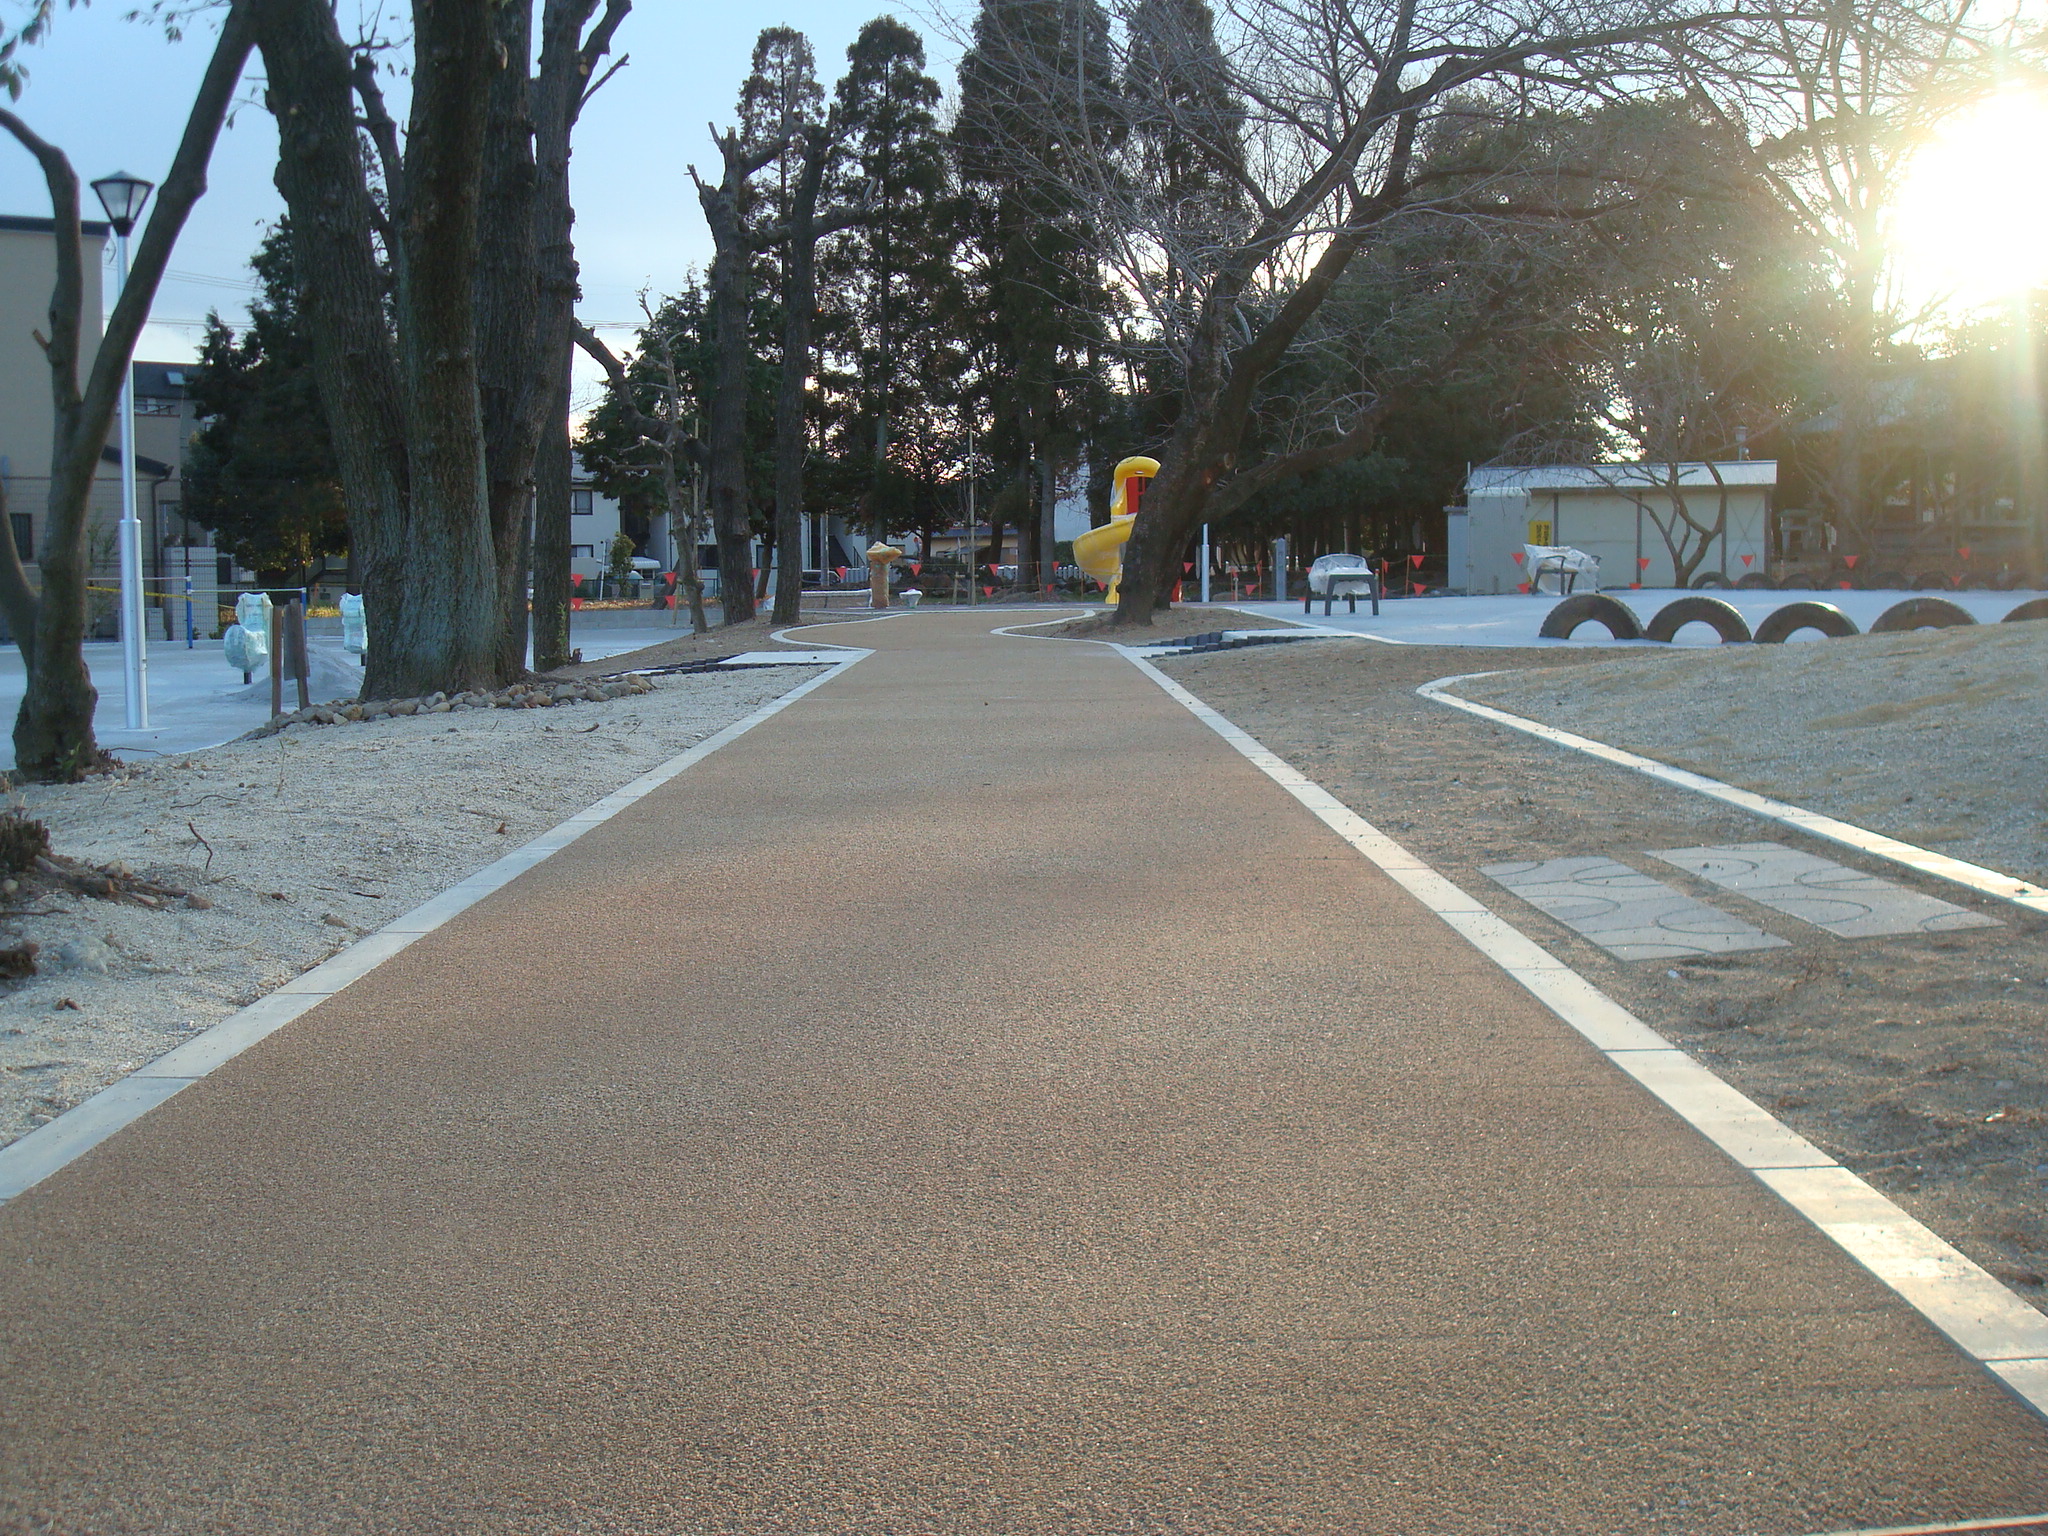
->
3 609 2046 1534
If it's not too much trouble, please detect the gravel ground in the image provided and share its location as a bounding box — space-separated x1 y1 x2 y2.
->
1157 635 2048 1314
0 662 823 1151
1453 620 2048 885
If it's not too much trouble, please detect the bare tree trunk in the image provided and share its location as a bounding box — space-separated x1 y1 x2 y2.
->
697 135 767 627
530 0 628 673
0 4 252 778
771 122 841 626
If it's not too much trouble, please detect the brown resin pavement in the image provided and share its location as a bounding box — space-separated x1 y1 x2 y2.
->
4 609 2047 1535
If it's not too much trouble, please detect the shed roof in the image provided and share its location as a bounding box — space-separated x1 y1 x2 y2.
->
1466 460 1776 494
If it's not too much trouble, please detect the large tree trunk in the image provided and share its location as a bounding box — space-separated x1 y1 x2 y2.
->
529 0 625 673
699 141 760 627
771 124 832 626
258 0 415 692
382 0 501 697
0 6 252 777
477 0 540 683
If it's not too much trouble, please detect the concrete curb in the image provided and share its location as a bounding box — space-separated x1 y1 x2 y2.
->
0 652 871 1206
1126 651 2048 1422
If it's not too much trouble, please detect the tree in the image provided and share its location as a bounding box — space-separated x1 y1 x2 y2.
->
993 0 1945 622
815 18 958 565
1684 0 1999 556
249 0 626 698
955 0 1120 586
183 223 347 583
0 3 253 778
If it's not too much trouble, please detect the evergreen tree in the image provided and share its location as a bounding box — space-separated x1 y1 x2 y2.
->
818 17 958 537
183 223 347 584
954 0 1119 579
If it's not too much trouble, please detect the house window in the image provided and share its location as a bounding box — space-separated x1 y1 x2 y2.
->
8 513 30 561
572 544 595 559
571 489 594 517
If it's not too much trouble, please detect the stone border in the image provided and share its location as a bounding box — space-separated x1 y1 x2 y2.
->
1122 650 2048 1422
0 651 869 1205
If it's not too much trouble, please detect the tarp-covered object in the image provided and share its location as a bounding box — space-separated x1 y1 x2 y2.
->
1307 553 1374 595
1523 544 1600 594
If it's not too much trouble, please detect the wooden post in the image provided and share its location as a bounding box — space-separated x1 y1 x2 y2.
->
268 599 283 719
288 597 312 710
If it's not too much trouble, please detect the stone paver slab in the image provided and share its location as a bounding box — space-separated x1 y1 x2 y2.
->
1651 841 2002 939
1483 854 1790 960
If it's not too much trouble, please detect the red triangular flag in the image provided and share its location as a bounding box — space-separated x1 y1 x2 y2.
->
1511 551 1525 565
1638 557 1651 569
1411 582 1424 595
983 585 995 597
1843 555 1859 569
1184 562 1193 573
1741 554 1754 567
910 562 922 575
1959 546 1972 560
1839 580 1853 589
664 594 675 610
835 566 848 580
1951 574 1965 588
571 573 583 588
571 596 584 609
1630 582 1641 590
1410 554 1424 568
1517 581 1531 594
988 564 1000 578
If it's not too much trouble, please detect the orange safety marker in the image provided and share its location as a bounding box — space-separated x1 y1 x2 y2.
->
1740 554 1754 567
1511 550 1525 565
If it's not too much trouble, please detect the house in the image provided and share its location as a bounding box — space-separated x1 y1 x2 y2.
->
1450 461 1776 593
0 214 241 639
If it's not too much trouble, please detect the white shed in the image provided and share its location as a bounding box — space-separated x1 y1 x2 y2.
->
1449 461 1775 594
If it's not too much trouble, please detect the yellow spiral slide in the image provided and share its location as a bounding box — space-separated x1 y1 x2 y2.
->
1070 456 1159 603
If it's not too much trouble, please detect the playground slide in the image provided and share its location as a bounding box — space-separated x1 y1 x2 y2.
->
1071 456 1159 603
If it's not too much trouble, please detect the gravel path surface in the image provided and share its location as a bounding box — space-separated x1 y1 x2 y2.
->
0 663 823 1150
1450 620 2048 885
1160 636 2048 1321
4 611 2045 1532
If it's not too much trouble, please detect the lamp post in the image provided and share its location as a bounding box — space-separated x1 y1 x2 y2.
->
91 170 154 731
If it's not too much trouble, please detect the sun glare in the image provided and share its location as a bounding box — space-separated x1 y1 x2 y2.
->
1890 87 2048 319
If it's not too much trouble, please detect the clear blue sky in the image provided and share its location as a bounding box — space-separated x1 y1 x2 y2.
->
0 1 963 411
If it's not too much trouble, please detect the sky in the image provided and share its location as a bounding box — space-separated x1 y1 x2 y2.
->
0 0 964 412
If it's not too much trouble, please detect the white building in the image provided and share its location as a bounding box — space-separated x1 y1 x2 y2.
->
1450 461 1776 593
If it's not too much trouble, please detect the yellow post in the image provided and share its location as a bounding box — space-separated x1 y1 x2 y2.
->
866 541 903 609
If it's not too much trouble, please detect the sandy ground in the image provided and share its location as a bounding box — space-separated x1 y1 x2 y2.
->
1156 636 2048 1312
1452 619 2048 884
0 663 823 1150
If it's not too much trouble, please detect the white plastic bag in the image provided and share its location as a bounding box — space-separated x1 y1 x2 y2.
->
226 592 271 673
340 592 368 657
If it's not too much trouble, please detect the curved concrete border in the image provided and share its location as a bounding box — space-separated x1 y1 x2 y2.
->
1414 674 2048 918
0 652 871 1206
1125 653 2048 1421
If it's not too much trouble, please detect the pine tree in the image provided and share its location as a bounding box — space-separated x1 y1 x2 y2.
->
183 223 347 584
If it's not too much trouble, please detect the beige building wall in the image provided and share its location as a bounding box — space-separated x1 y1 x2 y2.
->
0 215 106 487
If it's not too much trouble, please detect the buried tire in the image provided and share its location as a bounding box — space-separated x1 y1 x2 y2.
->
1539 592 1644 640
1870 596 1977 633
1753 601 1860 644
1689 570 1733 589
1645 596 1753 644
2002 597 2048 623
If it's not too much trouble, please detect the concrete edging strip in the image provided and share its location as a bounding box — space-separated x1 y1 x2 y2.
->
1415 672 2048 917
0 652 871 1206
1123 650 2048 1419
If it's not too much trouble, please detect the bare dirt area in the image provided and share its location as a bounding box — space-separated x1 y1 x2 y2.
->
1157 637 2048 1311
0 662 821 1150
1031 605 1299 641
1453 619 2048 885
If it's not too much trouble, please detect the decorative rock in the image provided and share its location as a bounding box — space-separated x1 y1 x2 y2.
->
52 937 114 974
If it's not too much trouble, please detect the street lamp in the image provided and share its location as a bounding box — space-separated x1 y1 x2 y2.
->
91 171 154 731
